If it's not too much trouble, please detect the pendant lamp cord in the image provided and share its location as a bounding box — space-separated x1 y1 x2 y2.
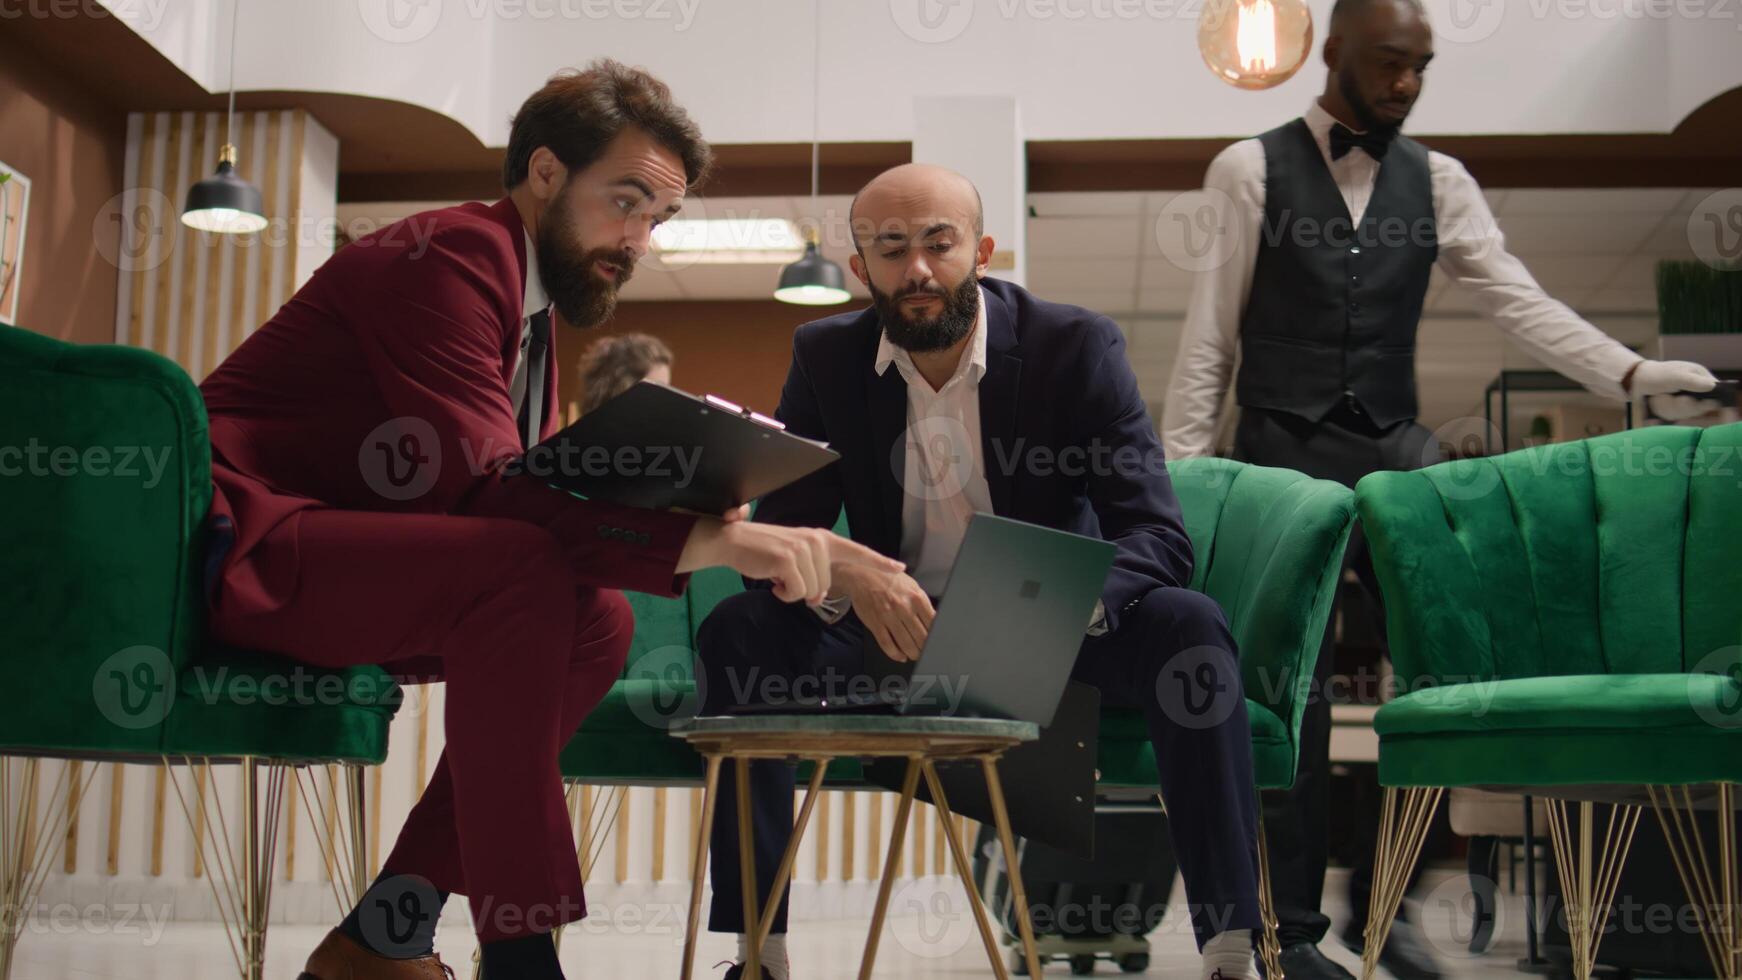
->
809 0 820 210
225 0 240 149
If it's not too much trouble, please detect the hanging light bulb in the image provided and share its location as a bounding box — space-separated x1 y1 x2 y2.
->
182 143 267 233
775 0 851 306
182 0 267 234
1199 0 1314 91
775 226 851 305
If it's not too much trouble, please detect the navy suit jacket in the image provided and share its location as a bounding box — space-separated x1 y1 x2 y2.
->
756 277 1195 635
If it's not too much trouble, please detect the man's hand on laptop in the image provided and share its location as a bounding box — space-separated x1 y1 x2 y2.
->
677 521 903 606
833 564 934 662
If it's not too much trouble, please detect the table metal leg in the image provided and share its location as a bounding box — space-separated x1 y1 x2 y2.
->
680 755 724 980
736 758 760 979
859 757 922 980
924 762 1011 980
982 756 1044 978
753 758 833 957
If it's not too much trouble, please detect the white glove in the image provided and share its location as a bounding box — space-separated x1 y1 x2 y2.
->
1630 359 1721 421
1630 359 1718 396
1648 394 1713 422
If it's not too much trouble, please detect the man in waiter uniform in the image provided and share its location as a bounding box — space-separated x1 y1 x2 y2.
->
199 61 898 980
1161 2 1717 979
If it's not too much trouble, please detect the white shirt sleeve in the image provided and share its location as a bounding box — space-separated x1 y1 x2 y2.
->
1431 152 1643 401
1161 138 1266 459
812 592 852 624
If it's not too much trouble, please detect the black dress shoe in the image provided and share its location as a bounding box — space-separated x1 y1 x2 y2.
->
1277 941 1357 980
1340 919 1444 980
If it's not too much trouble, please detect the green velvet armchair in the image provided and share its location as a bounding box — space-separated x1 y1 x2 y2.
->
0 324 399 980
1354 422 1742 980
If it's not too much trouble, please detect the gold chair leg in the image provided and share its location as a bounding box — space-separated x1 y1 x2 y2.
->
1256 810 1284 980
0 756 99 980
294 765 366 918
681 756 725 980
1648 784 1739 980
1361 787 1443 980
859 757 922 980
924 762 1011 980
164 756 287 980
1540 798 1641 980
981 756 1044 979
344 764 369 891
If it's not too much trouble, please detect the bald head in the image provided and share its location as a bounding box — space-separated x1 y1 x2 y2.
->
845 163 993 356
1324 0 1433 132
849 163 985 256
1330 0 1423 33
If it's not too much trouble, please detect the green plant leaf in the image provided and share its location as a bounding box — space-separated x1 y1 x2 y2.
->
0 173 10 186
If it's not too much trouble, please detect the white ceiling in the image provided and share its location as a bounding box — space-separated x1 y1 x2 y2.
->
339 187 1719 431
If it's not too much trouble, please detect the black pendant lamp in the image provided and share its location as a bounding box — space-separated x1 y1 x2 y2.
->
775 231 850 305
182 1 267 234
775 0 851 306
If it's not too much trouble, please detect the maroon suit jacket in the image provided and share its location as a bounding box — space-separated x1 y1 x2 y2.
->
200 198 696 619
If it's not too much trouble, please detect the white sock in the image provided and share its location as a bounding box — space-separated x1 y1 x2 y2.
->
736 932 790 980
1201 928 1256 980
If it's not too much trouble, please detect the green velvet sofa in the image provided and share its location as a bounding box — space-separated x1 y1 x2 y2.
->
1354 422 1742 980
0 324 399 980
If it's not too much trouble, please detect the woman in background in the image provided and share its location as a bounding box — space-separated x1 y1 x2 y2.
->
578 332 673 414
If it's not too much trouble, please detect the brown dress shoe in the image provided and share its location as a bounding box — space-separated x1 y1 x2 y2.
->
298 929 455 980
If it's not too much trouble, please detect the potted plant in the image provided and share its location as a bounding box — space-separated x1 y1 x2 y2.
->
1657 259 1742 364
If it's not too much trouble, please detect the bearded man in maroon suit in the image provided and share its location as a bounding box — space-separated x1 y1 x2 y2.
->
199 60 897 980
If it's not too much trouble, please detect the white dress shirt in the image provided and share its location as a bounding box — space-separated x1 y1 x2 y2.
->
508 230 552 423
815 286 1108 634
878 288 996 598
814 292 993 619
1160 99 1644 459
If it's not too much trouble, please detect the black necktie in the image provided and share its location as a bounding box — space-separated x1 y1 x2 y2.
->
519 308 551 449
1329 123 1394 162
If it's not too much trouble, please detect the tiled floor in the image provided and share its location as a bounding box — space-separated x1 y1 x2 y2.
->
10 869 1546 979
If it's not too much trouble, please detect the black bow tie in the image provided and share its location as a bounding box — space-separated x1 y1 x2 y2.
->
1329 123 1395 162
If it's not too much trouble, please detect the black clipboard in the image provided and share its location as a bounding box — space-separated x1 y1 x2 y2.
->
518 381 839 514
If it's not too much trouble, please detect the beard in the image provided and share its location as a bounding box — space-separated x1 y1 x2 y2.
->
536 191 634 330
1338 68 1406 139
870 272 981 354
